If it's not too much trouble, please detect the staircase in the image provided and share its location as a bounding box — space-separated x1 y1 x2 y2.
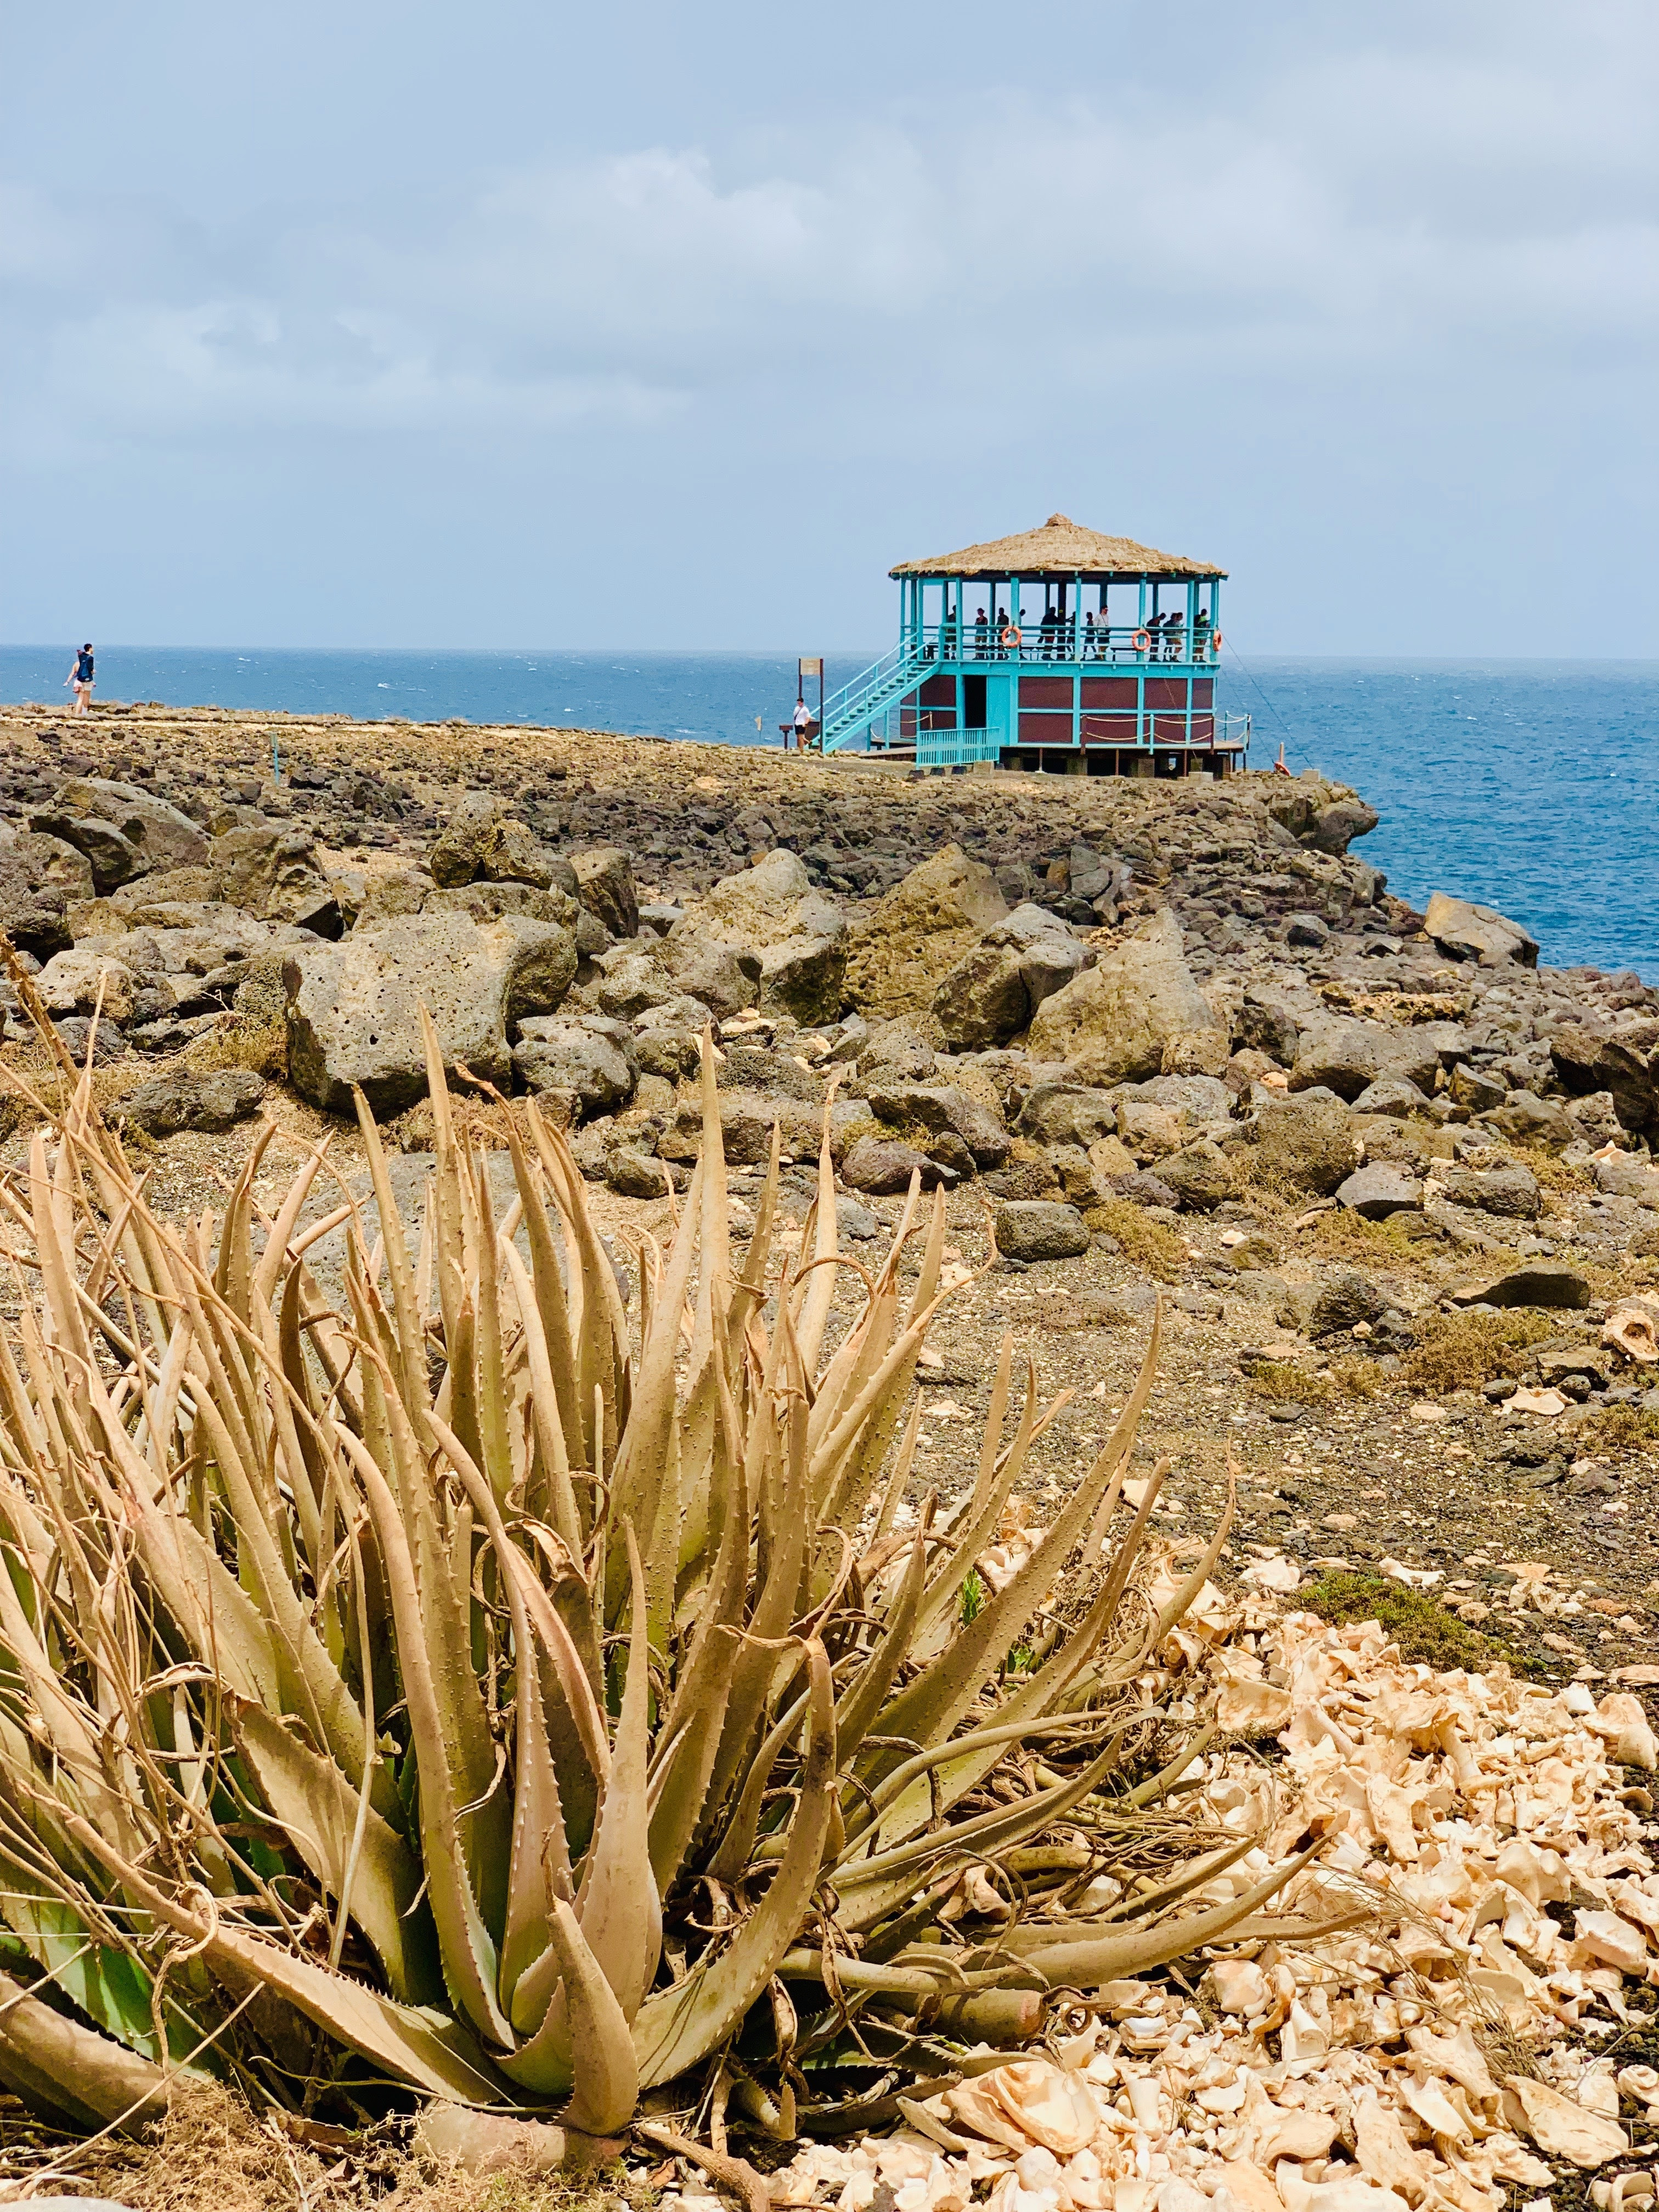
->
816 642 933 755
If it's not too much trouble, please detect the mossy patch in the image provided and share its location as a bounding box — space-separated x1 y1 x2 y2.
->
1574 1403 1659 1458
1082 1198 1187 1283
1299 1570 1545 1677
1402 1308 1559 1395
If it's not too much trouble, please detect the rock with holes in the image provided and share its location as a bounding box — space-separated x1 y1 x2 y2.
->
284 910 576 1115
1026 909 1222 1085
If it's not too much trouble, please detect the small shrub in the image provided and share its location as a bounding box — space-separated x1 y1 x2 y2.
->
1084 1198 1187 1283
1328 1353 1385 1400
1306 1209 1420 1263
1574 1404 1659 1458
1246 1360 1334 1406
1403 1309 1558 1395
1300 1570 1540 1675
1509 1143 1594 1197
185 1010 288 1081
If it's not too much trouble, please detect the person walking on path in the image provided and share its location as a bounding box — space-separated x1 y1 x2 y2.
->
792 696 813 749
65 643 94 716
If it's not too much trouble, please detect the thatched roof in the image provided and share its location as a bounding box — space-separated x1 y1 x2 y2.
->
890 513 1223 580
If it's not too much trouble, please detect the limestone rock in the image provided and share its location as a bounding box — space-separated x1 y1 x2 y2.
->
605 1146 684 1198
210 825 341 933
759 930 846 1024
1157 1139 1236 1212
121 1068 267 1138
1233 988 1302 1068
1485 1089 1576 1148
427 793 505 888
1016 1084 1123 1150
1350 1075 1432 1119
1290 1016 1438 1102
1245 1093 1361 1196
865 1081 1011 1169
32 778 209 890
1425 890 1539 968
1026 909 1222 1085
284 911 577 1115
663 931 761 1021
512 1017 636 1117
932 905 1086 1049
571 847 639 940
35 946 138 1024
994 1199 1091 1261
1439 1163 1542 1220
843 845 1007 1019
1336 1163 1423 1218
0 829 95 958
1550 1024 1659 1139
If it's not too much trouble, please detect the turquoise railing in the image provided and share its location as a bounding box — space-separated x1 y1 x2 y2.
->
817 641 935 753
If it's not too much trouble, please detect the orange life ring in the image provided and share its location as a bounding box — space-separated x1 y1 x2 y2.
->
1212 630 1223 651
1000 624 1022 648
1132 628 1151 652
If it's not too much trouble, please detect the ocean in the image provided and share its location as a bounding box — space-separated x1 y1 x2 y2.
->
3 645 1654 980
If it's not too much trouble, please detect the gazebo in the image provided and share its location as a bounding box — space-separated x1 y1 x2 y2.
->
816 514 1249 776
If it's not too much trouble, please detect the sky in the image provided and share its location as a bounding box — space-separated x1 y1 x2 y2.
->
2 1 1655 657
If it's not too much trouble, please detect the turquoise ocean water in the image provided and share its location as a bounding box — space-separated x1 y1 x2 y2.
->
2 646 1654 980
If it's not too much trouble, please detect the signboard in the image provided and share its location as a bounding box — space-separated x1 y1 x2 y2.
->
798 657 823 680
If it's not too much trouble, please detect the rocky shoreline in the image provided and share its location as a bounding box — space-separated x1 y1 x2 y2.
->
4 700 1659 1667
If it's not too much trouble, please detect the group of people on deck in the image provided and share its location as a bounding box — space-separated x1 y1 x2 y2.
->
947 602 1213 661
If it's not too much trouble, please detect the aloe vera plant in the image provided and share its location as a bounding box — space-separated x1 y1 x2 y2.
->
0 1013 1314 2143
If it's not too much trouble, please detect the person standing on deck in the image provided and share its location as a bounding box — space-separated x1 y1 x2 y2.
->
974 606 989 658
1194 605 1212 658
65 643 94 716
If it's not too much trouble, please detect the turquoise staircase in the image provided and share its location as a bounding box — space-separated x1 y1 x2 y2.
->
817 642 933 754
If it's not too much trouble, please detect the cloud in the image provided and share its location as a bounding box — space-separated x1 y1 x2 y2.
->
5 17 1655 460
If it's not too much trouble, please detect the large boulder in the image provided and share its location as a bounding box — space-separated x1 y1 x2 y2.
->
427 793 508 888
34 945 140 1024
689 853 848 1024
31 778 209 891
210 825 341 933
663 931 760 1021
284 911 577 1115
1232 988 1303 1068
121 1068 266 1138
1246 1093 1361 1195
571 848 639 941
0 830 95 958
932 905 1087 1049
1026 909 1222 1085
1289 1015 1439 1102
843 845 1007 1019
512 1017 636 1118
1424 891 1538 969
1549 1022 1659 1140
865 1082 1011 1169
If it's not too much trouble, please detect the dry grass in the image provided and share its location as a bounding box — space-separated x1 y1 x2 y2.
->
1304 1208 1423 1265
1573 1404 1659 1458
3 2080 640 2212
1084 1197 1188 1283
1508 1142 1594 1197
1402 1310 1560 1395
185 1009 289 1080
1246 1360 1335 1406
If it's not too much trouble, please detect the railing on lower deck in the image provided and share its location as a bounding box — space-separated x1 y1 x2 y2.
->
916 709 1251 768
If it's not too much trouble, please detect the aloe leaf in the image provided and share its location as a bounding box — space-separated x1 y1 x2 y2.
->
0 1966 168 2132
871 1310 1162 1760
633 1639 837 2091
230 1696 438 2005
498 1897 639 2130
574 1522 662 2022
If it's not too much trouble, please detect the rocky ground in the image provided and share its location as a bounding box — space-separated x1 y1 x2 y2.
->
4 698 1659 1688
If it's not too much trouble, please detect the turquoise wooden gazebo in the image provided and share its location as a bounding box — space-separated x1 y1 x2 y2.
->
817 513 1249 776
